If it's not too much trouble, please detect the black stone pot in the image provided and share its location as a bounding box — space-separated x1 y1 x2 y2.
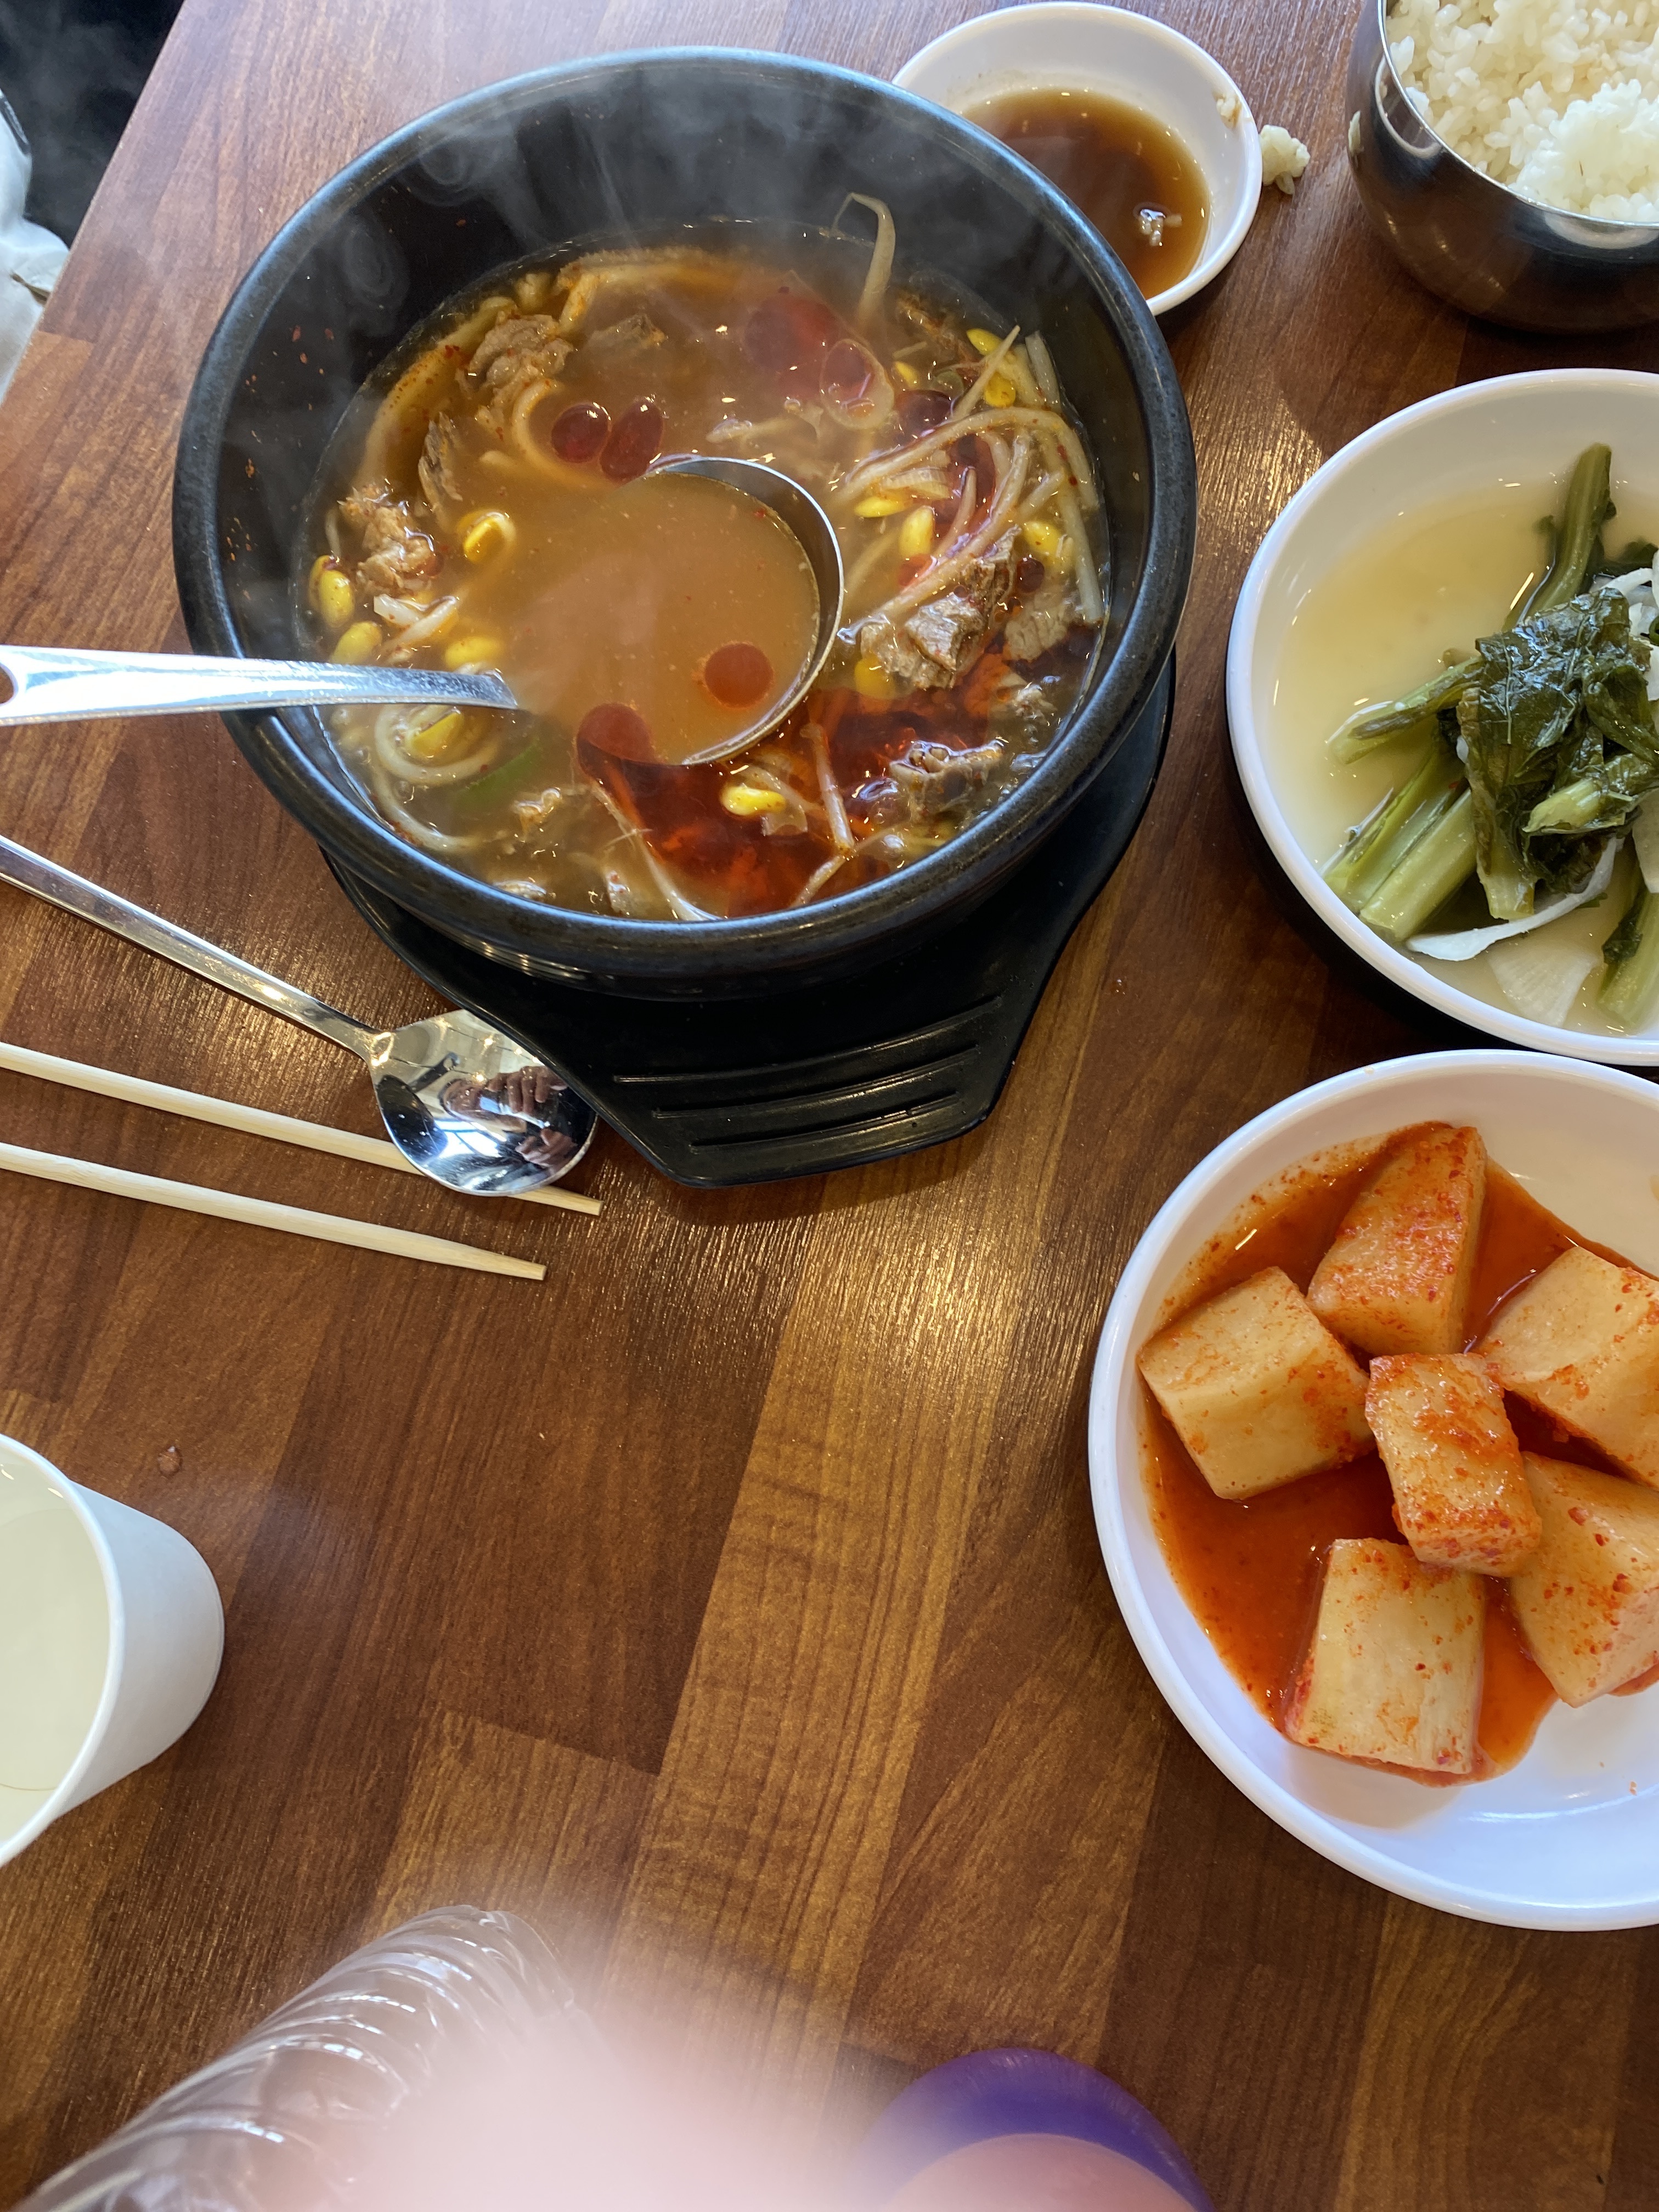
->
173 49 1195 1001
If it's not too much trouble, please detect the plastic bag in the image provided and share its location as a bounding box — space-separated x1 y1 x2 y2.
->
0 97 67 401
16 1906 600 2212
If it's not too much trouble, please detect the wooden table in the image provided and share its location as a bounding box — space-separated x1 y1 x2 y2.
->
1 3 1654 2205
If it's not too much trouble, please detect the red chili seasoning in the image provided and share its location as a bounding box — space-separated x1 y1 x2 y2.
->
701 641 774 709
576 702 656 761
898 389 953 437
742 289 840 393
600 399 664 482
550 401 609 462
822 339 875 407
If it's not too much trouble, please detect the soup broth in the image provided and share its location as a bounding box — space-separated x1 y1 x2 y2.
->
307 223 1105 922
466 472 817 767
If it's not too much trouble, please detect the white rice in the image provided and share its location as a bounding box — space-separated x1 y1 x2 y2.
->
1388 0 1659 219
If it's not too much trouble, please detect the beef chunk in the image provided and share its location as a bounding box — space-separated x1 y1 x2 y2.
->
858 545 1013 690
417 415 464 510
585 311 667 358
469 313 572 432
887 736 1004 821
470 313 571 389
340 485 441 597
1005 579 1078 664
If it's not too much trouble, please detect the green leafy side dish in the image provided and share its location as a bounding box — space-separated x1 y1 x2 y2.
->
1323 446 1659 1033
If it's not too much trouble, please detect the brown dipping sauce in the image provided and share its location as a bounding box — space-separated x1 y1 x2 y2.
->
966 88 1209 297
1143 1140 1641 1782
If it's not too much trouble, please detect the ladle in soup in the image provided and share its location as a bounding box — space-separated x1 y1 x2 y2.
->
644 455 844 765
0 460 843 756
445 453 843 771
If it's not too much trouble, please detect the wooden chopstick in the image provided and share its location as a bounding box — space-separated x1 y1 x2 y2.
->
0 1039 602 1216
0 1139 546 1279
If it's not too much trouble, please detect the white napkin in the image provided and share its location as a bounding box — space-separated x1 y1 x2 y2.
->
0 96 67 402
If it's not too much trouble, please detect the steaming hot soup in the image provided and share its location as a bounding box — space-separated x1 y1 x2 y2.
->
306 212 1105 921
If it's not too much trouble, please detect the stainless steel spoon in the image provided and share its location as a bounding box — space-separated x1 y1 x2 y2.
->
0 831 596 1198
0 459 845 755
0 646 516 725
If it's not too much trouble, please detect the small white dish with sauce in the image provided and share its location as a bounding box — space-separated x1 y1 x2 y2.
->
894 3 1261 316
1088 1049 1659 1931
1229 368 1659 1063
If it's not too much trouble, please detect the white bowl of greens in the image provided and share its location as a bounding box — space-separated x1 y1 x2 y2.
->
1228 370 1659 1062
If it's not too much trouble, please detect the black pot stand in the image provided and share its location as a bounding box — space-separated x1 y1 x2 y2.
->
328 659 1173 1189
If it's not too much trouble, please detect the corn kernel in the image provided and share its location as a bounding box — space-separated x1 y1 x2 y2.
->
984 370 1017 408
403 709 471 761
899 506 935 560
854 491 911 518
443 632 505 669
967 328 1003 356
331 620 382 665
1022 519 1064 562
891 359 920 388
720 780 787 818
460 509 516 563
853 655 900 699
314 566 356 630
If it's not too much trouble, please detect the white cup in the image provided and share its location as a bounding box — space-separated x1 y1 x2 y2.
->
0 1433 223 1865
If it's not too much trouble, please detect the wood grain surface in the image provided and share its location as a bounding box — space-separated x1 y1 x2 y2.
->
0 3 1654 2207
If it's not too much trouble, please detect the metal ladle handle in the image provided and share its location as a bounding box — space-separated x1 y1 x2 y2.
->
0 644 515 724
0 830 380 1057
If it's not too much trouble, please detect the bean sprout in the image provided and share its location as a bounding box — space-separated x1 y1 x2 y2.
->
875 439 1036 623
1025 332 1062 405
1005 345 1045 409
944 466 977 550
878 469 952 501
589 784 713 921
951 325 1021 420
843 522 898 610
842 405 1098 512
808 723 853 852
372 705 498 787
368 762 491 853
834 194 896 331
372 593 430 629
708 413 805 447
358 295 512 482
380 594 460 652
789 851 849 907
737 765 815 837
1053 478 1104 621
556 252 729 334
